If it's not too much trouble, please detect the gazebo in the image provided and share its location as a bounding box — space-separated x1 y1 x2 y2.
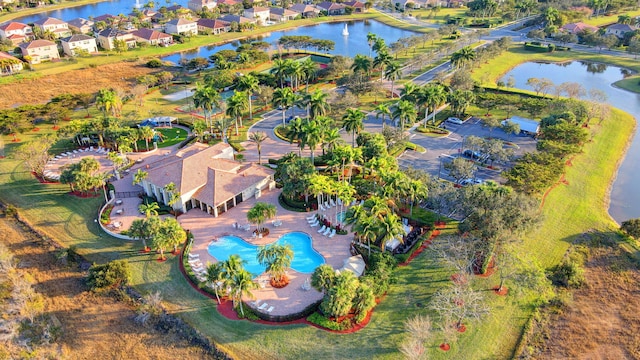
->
138 116 176 128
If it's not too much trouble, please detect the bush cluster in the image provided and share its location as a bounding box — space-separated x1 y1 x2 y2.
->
87 260 131 292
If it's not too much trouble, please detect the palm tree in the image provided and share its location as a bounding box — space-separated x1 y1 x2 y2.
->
133 169 147 186
286 60 304 90
400 82 420 103
192 83 222 132
373 50 393 83
322 127 344 154
235 74 259 120
374 104 391 127
95 88 122 117
420 83 447 126
351 54 372 79
139 201 159 218
205 262 225 304
229 269 256 317
192 119 208 142
372 37 386 54
213 117 233 143
271 58 289 88
139 125 155 151
448 90 475 117
226 91 248 136
377 212 406 251
392 100 417 129
450 46 476 69
342 108 365 147
285 117 305 155
249 131 267 164
367 32 378 58
306 89 330 120
129 218 151 252
247 202 277 233
300 57 318 92
301 119 323 163
256 243 294 285
161 217 187 254
272 87 295 127
384 61 402 99
309 173 331 211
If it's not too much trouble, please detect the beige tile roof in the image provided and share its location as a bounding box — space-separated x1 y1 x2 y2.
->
194 163 275 205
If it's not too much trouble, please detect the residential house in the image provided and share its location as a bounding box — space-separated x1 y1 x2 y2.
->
131 28 173 46
165 18 198 36
218 0 242 9
60 34 98 56
243 7 270 25
269 7 299 22
197 18 231 34
288 4 320 18
19 39 60 64
67 18 95 34
219 14 258 25
343 0 365 12
393 0 417 10
93 14 119 26
137 142 275 216
0 22 33 45
96 28 136 50
33 17 72 38
560 22 599 35
0 51 23 75
316 1 346 15
188 0 217 12
129 9 157 22
605 23 637 39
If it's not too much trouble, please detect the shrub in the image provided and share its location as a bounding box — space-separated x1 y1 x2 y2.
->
548 259 585 288
4 204 18 217
620 218 640 239
307 312 350 331
146 59 163 68
100 205 113 224
87 260 131 292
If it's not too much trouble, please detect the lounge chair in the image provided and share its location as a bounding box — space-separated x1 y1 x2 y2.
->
319 204 326 211
324 202 330 209
258 303 268 311
328 229 336 238
322 227 331 236
188 253 199 259
330 199 336 207
243 224 251 231
317 225 326 233
266 306 274 313
273 220 282 227
310 221 320 227
306 215 316 221
307 217 317 223
337 199 343 206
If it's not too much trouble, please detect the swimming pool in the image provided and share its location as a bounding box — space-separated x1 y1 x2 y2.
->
207 232 325 277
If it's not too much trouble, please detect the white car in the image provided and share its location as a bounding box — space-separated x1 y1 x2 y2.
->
446 117 464 125
460 178 483 186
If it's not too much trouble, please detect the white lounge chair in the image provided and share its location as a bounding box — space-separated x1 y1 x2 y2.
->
328 229 336 238
324 202 330 209
330 199 336 207
337 199 343 206
317 225 326 233
266 306 274 313
258 303 268 311
322 227 331 236
188 253 199 259
319 204 326 211
306 215 316 221
307 217 317 223
310 221 320 227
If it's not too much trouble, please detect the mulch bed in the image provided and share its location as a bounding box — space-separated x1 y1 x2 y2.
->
398 231 441 267
492 285 508 296
440 343 451 351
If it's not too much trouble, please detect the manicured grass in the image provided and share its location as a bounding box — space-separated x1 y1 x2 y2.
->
613 76 640 93
581 11 640 27
135 127 188 149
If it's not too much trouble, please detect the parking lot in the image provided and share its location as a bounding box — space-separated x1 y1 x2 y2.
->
398 117 538 184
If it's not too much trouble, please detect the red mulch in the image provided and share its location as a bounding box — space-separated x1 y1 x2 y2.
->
33 173 58 184
450 273 468 285
270 277 290 288
492 285 508 296
11 139 21 142
473 256 496 278
398 231 440 267
156 257 167 263
440 343 451 351
32 127 40 132
139 248 151 254
457 324 467 333
68 191 99 198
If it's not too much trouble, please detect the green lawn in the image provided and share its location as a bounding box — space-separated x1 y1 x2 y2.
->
135 127 188 149
613 76 640 93
581 11 640 27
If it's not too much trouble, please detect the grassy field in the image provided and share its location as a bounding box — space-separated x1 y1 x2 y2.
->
581 11 640 27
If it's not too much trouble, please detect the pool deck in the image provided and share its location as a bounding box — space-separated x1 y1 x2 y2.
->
180 188 354 317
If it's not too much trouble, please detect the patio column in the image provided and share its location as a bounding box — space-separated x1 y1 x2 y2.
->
213 206 218 217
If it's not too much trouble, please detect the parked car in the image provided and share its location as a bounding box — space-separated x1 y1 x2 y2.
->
463 149 482 160
446 117 464 125
460 178 483 186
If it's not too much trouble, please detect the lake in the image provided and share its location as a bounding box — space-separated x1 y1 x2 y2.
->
160 20 417 64
501 61 640 223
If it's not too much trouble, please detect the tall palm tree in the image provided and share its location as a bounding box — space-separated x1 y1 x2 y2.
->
351 54 372 79
286 60 303 90
192 83 222 132
205 262 225 304
229 269 256 317
272 87 295 127
133 169 147 186
139 126 155 151
342 108 365 147
367 32 378 58
306 89 330 120
214 116 233 143
392 100 417 129
249 131 267 164
226 91 248 136
373 50 393 83
192 119 208 142
374 103 391 127
300 57 318 92
256 243 294 285
285 117 305 155
139 201 159 218
309 173 331 211
301 119 323 163
271 58 289 88
322 127 344 155
95 88 122 117
450 46 476 69
247 202 277 233
400 82 420 103
420 83 447 126
129 218 151 252
235 74 259 120
161 217 187 254
384 61 402 99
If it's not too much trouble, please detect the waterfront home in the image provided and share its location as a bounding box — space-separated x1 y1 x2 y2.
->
19 39 60 64
165 18 198 36
0 22 33 45
605 23 637 39
33 17 72 38
130 28 173 46
219 14 258 25
67 18 95 34
0 52 23 75
343 0 365 12
288 4 320 18
243 7 270 25
137 142 275 216
96 28 137 50
269 7 299 22
60 34 98 56
316 1 346 15
197 18 231 35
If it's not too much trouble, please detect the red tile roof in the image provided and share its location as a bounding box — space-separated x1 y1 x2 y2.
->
0 22 29 31
19 39 56 49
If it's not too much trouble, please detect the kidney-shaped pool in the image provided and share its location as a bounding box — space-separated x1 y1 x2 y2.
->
207 232 325 277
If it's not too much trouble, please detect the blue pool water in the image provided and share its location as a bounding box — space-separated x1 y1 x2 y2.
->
207 232 325 277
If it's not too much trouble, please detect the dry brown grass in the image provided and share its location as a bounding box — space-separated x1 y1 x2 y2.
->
0 61 156 109
0 215 214 360
537 246 640 360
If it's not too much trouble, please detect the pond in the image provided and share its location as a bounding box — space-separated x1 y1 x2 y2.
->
160 20 417 65
501 61 640 223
